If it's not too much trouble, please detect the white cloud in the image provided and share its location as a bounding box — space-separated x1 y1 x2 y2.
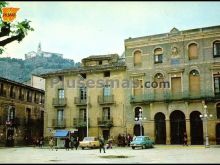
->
2 2 220 62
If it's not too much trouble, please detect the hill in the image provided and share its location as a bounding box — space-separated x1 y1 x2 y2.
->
0 55 80 83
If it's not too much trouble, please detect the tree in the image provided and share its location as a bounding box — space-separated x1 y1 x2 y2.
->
0 2 34 54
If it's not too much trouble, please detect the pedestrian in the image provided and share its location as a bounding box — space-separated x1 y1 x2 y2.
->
65 137 70 151
183 132 188 146
99 136 105 153
49 137 54 151
74 137 79 150
39 137 43 148
107 137 113 149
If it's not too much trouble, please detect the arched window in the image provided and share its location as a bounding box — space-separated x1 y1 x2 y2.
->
216 103 220 119
189 70 200 95
188 43 198 60
134 50 142 66
213 40 220 57
154 48 163 64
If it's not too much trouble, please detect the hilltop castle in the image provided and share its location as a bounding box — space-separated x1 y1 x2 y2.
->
25 43 63 59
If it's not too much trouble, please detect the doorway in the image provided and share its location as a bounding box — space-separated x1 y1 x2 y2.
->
170 110 186 144
154 112 166 144
190 111 203 144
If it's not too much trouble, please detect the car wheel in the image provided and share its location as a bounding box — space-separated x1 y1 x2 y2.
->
141 145 144 149
132 146 135 150
82 147 84 150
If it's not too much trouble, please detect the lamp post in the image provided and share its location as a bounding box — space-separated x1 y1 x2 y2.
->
200 105 212 148
135 108 146 136
79 74 89 137
86 87 89 137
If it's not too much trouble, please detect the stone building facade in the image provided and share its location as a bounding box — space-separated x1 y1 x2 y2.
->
124 25 220 145
42 25 220 145
41 54 126 143
0 77 45 146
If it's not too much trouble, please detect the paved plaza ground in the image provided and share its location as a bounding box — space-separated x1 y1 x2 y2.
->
0 145 219 163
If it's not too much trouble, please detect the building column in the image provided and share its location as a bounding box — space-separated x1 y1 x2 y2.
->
186 118 191 145
166 119 170 144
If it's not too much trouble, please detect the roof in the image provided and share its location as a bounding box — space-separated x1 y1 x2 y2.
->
40 61 126 78
0 76 45 93
82 54 119 62
53 130 69 137
125 24 220 42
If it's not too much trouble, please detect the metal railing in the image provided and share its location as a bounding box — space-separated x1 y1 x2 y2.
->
130 91 214 103
52 119 66 128
97 117 113 127
74 97 87 105
52 98 67 107
73 118 90 127
98 95 115 104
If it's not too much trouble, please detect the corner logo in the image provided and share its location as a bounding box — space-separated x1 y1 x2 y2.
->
1 7 20 23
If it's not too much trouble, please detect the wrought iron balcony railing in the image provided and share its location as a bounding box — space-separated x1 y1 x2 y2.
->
73 118 90 128
97 117 113 127
74 97 88 105
130 91 215 103
52 119 66 128
98 95 115 104
52 98 67 107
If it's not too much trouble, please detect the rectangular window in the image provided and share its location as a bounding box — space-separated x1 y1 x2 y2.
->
57 109 64 125
8 107 15 120
80 87 87 100
154 54 163 63
217 107 220 119
79 108 86 122
214 42 220 57
103 85 111 96
104 71 110 77
58 89 64 99
103 107 110 120
214 77 220 95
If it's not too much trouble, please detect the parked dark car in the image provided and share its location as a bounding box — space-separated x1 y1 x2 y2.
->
130 136 154 149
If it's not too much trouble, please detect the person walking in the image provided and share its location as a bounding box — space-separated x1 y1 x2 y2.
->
49 137 54 151
74 137 79 150
183 132 188 146
65 137 70 151
99 137 105 153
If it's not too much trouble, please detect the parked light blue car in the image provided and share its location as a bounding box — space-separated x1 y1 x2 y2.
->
130 136 154 149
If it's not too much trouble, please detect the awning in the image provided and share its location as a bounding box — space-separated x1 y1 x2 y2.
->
54 130 69 137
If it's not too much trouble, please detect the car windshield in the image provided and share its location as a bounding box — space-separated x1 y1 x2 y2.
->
83 137 94 141
134 137 144 141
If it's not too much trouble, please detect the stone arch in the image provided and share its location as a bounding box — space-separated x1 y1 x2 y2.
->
154 112 166 144
190 111 203 144
170 110 186 144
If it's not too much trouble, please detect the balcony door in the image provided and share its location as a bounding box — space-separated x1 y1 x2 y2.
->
58 89 64 104
80 87 87 102
171 77 182 97
79 109 86 122
57 109 64 126
103 107 110 120
103 85 111 102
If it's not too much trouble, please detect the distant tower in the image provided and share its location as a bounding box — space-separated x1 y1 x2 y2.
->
37 42 42 56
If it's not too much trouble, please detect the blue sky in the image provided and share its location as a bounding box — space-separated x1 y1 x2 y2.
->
2 1 220 62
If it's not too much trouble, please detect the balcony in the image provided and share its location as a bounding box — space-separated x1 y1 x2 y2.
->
98 95 115 105
19 95 25 101
52 98 67 107
52 119 66 128
74 97 87 106
73 118 90 128
0 90 7 97
130 91 210 103
97 117 113 128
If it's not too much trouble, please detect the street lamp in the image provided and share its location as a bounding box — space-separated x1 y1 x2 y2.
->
200 105 212 148
135 108 146 136
79 74 89 137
